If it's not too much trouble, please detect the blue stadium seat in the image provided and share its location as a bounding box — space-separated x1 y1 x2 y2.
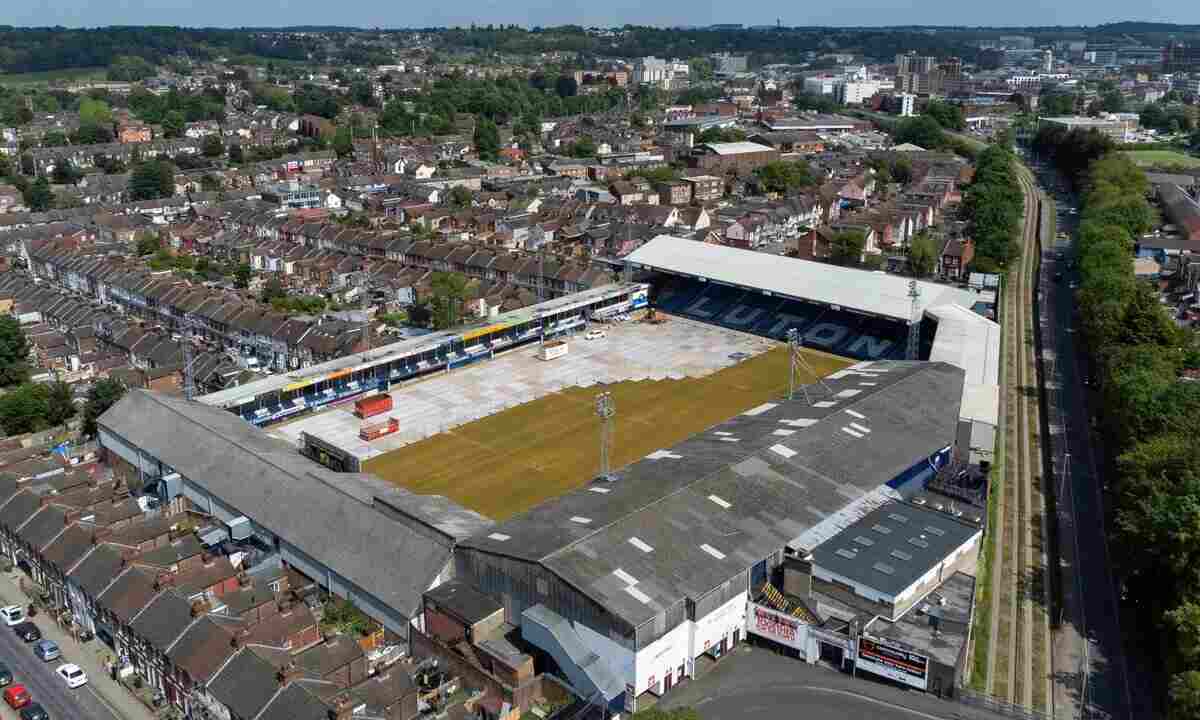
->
654 276 907 361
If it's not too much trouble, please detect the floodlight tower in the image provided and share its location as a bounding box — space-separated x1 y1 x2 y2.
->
906 279 922 360
786 329 832 404
595 392 615 481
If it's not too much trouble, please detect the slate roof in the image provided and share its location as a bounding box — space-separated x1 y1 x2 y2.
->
129 590 194 650
97 567 159 624
167 616 235 683
206 647 280 720
258 681 333 720
98 391 455 624
67 543 125 597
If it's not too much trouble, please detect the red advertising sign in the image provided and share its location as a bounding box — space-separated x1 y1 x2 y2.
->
754 606 799 644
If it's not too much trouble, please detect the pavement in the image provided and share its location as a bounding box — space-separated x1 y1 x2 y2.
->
0 569 155 720
659 644 1016 720
269 315 777 459
1026 151 1153 720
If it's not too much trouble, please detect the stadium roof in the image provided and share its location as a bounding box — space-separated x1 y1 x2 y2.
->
626 235 981 323
98 391 459 622
810 501 981 598
699 141 775 155
925 304 1001 428
199 282 644 408
462 361 964 629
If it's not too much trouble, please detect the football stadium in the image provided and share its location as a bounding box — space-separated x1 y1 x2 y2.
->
103 234 1004 714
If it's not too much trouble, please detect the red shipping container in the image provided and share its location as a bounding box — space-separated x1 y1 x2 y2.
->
355 393 393 419
360 417 400 441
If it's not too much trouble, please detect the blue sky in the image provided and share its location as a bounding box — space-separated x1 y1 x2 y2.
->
2 0 1196 30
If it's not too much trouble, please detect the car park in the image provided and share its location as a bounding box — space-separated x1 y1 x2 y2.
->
55 664 87 689
12 622 41 642
3 684 30 709
33 639 60 662
0 605 25 626
19 703 49 720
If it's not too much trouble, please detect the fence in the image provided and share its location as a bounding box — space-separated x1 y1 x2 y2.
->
958 687 1055 720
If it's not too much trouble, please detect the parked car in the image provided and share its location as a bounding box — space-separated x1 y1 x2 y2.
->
55 664 87 689
0 662 11 687
585 330 605 340
19 703 49 720
12 622 40 642
0 605 24 626
33 640 60 662
3 684 30 709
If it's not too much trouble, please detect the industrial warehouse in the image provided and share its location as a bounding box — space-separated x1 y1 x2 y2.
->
88 248 1000 715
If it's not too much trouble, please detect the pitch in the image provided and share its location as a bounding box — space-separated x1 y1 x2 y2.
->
363 345 850 520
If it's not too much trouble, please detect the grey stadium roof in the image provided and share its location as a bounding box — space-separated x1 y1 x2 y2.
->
99 390 455 620
462 360 964 628
625 235 981 322
810 501 981 598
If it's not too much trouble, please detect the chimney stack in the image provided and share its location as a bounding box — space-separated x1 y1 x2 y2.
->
278 661 304 687
327 693 354 720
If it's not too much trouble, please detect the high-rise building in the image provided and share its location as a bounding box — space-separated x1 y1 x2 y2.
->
896 52 937 75
1042 49 1054 74
1163 42 1200 74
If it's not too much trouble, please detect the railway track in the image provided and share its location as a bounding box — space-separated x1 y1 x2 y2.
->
985 161 1051 713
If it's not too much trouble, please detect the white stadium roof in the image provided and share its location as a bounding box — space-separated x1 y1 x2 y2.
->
925 303 1001 429
626 235 982 323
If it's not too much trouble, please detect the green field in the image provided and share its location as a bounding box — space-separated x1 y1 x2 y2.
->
0 67 109 87
364 346 851 520
1122 150 1200 168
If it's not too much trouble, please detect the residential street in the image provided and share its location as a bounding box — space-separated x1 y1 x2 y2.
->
0 569 153 720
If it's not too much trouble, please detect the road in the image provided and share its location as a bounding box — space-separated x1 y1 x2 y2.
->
1024 150 1149 720
660 645 1017 720
0 619 123 720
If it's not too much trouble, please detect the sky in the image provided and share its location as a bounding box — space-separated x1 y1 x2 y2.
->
2 0 1197 30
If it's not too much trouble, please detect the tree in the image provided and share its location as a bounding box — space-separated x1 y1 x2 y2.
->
924 100 965 131
0 383 50 436
0 316 29 388
631 708 700 720
129 160 174 201
78 97 112 126
829 230 866 266
448 185 473 207
45 380 76 427
162 110 186 139
233 264 252 289
261 277 287 305
568 135 597 158
135 231 161 256
51 158 80 186
81 378 127 438
908 231 938 277
754 161 816 194
554 75 578 98
473 116 500 161
228 143 244 164
73 121 113 145
41 130 69 147
200 173 221 192
25 176 52 212
19 153 34 176
332 125 354 159
201 134 223 158
427 272 471 329
893 116 945 150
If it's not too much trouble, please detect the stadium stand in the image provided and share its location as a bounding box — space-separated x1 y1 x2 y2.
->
654 277 908 360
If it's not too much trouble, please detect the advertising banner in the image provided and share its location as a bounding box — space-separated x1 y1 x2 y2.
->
747 603 807 651
856 636 929 690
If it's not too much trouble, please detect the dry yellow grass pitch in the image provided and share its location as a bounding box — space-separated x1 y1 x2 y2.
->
363 346 850 520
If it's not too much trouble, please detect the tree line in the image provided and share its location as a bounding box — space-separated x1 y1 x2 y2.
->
1039 130 1200 715
962 144 1024 271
